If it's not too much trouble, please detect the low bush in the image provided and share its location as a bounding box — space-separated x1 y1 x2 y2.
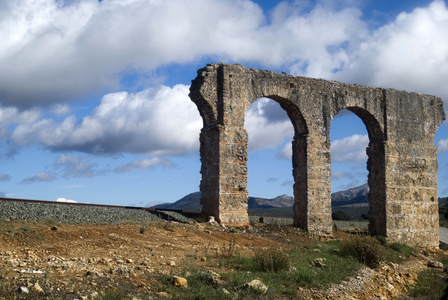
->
389 243 415 256
252 248 290 272
332 211 351 221
407 269 447 300
339 235 384 268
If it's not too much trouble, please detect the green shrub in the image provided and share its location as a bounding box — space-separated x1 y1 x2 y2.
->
389 243 415 256
339 235 384 269
332 211 351 221
375 235 387 246
253 248 290 272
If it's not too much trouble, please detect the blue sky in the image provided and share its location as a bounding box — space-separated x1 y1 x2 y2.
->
0 0 447 206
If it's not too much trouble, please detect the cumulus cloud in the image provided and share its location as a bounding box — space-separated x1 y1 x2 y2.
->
334 0 448 116
21 171 55 184
276 134 369 163
50 104 71 116
10 85 202 156
245 98 293 152
0 0 447 159
114 157 174 173
276 143 292 160
332 134 368 162
0 0 366 108
438 139 448 152
0 107 41 150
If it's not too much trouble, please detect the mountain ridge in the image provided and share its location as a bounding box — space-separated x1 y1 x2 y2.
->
151 184 448 220
152 184 371 210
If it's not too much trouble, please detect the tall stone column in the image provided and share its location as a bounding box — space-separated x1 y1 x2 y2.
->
367 140 387 236
383 140 439 247
292 132 332 236
199 124 249 226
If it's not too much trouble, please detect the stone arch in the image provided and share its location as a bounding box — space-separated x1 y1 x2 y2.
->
189 63 446 247
259 95 309 137
243 95 310 230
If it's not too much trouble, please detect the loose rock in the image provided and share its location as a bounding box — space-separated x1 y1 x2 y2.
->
172 276 188 289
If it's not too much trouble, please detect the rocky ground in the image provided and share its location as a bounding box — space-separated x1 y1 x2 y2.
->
0 219 446 299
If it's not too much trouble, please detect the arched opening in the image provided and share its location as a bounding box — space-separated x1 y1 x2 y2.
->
243 97 307 218
244 98 294 216
330 108 386 235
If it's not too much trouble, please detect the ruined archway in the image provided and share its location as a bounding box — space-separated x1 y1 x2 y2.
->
243 98 294 199
189 63 446 247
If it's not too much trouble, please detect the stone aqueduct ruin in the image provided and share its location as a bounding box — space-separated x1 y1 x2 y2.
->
189 63 446 247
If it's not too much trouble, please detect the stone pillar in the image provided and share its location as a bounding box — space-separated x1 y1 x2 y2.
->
384 140 439 247
367 140 387 236
292 134 308 229
199 124 249 226
198 126 221 218
293 132 332 236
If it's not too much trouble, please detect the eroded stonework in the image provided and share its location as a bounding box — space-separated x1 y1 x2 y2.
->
189 63 446 247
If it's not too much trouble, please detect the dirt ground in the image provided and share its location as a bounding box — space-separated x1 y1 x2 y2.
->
0 220 445 299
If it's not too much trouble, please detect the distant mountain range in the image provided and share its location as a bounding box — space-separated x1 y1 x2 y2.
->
152 184 448 220
152 184 370 211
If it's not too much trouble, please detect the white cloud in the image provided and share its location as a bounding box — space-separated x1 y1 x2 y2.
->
276 143 292 160
276 134 369 163
0 0 366 108
54 154 102 178
0 107 41 151
114 157 174 173
245 98 293 152
334 0 448 116
10 84 202 156
332 171 354 180
56 197 77 203
0 0 446 159
332 134 368 162
438 139 448 152
50 104 71 116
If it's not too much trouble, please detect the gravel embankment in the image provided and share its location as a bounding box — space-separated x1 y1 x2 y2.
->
0 200 164 224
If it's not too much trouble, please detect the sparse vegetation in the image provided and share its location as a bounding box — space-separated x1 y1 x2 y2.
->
0 220 447 299
407 268 447 300
340 235 384 268
252 248 290 272
99 288 127 300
